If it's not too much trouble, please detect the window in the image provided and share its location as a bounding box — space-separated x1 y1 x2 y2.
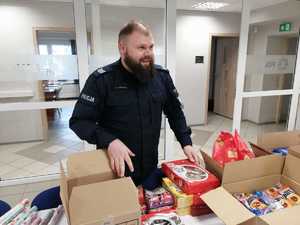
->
51 44 72 55
38 44 48 55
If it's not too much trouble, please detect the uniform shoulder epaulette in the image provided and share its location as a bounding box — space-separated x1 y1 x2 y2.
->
92 65 114 78
154 64 169 73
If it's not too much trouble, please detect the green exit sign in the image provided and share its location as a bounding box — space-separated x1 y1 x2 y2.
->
279 22 292 32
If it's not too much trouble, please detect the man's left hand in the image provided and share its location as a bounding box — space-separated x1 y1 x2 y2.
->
183 145 204 167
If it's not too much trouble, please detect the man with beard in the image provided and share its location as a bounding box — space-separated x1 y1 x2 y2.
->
70 21 202 186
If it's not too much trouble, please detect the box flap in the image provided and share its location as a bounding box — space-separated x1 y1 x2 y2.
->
288 145 300 158
257 131 300 150
222 155 284 185
201 150 223 180
67 150 115 181
224 175 281 194
69 177 140 225
249 143 272 156
260 204 300 225
239 217 269 225
59 162 70 224
201 187 254 225
282 154 300 184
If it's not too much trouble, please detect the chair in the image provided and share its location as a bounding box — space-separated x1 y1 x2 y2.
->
31 186 61 210
0 200 11 216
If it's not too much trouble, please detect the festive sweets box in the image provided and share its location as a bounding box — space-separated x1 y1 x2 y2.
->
201 154 300 225
176 205 212 216
161 159 220 195
162 177 205 208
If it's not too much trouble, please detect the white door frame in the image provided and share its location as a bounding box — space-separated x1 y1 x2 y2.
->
164 0 176 160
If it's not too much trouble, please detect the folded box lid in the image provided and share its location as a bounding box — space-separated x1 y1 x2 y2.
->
282 154 300 184
288 145 300 158
259 204 300 225
67 150 115 181
222 155 284 186
257 131 300 150
201 187 254 225
69 177 140 225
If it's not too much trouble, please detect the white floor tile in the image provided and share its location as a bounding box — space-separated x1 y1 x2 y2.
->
8 157 37 169
0 194 24 206
44 145 66 154
0 152 24 164
22 162 50 174
0 164 17 176
0 184 26 196
2 169 34 180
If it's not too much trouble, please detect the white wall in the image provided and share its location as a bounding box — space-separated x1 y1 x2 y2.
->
176 10 241 125
85 4 165 67
0 1 74 56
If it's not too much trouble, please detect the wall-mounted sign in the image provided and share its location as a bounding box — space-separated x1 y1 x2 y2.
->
195 56 204 64
279 22 292 32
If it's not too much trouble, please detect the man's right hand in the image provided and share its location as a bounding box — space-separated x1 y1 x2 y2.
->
107 139 135 177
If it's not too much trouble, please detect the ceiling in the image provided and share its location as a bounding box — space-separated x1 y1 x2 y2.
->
36 0 291 12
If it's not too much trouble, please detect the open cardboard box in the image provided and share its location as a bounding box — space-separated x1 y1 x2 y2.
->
255 131 300 158
201 154 300 225
59 150 140 225
200 145 270 181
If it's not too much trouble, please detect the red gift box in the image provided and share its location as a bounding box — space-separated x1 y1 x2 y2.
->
162 159 220 194
193 192 205 206
191 205 212 216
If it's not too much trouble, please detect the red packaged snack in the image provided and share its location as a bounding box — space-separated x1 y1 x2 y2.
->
147 205 174 213
138 187 145 206
145 187 174 210
161 159 220 194
234 130 255 160
212 131 239 166
212 130 254 167
275 183 300 205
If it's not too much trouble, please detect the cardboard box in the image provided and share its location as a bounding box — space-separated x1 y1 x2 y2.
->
257 131 300 151
201 154 300 225
60 150 140 225
201 144 271 181
255 131 300 158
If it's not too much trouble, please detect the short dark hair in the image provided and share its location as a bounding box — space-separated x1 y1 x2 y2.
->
118 20 151 42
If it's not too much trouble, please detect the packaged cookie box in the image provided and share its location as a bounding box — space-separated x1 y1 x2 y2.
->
161 159 220 194
162 177 205 208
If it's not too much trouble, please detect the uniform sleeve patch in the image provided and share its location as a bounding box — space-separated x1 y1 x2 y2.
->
81 93 95 103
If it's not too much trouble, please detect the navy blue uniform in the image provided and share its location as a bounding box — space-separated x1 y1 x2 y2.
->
69 60 192 185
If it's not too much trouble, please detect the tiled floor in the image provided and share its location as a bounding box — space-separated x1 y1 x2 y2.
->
0 112 286 206
0 109 83 180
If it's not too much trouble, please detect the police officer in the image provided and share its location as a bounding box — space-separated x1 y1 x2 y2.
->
70 21 202 186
